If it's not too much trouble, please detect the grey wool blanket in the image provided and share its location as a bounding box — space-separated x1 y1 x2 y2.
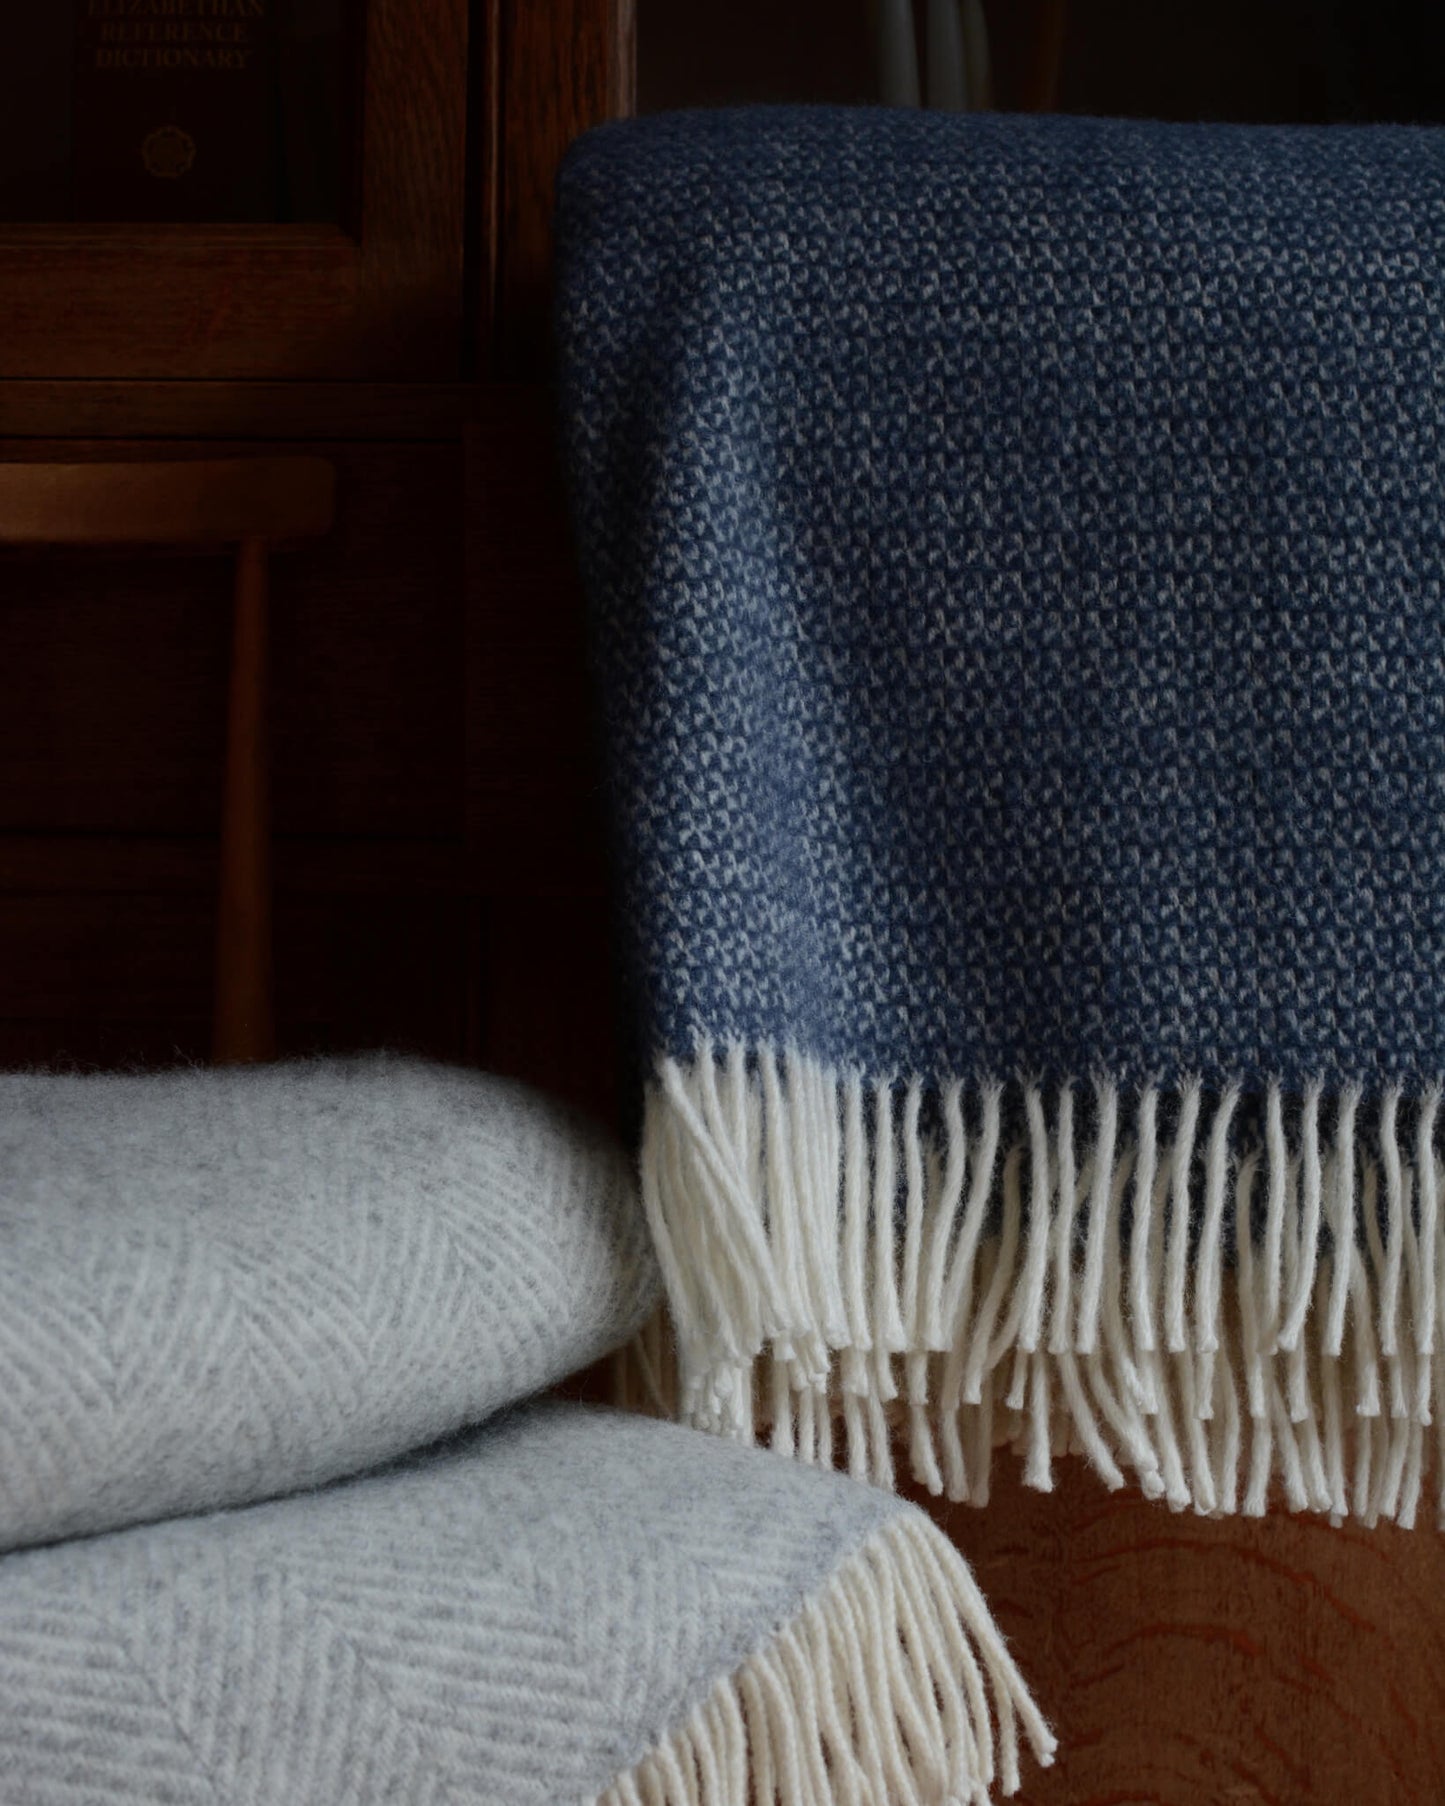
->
0 1399 1054 1806
0 1057 657 1551
558 108 1445 1527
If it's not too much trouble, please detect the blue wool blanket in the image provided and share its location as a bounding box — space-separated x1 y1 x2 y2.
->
558 108 1445 1527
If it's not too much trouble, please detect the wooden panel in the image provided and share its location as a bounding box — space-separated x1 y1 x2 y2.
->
0 834 460 897
0 893 211 1029
0 0 468 379
466 389 606 894
461 0 634 1102
483 0 634 378
272 439 463 836
0 381 466 442
0 439 463 837
0 890 467 1066
0 435 464 1065
480 893 620 1123
913 1460 1445 1805
466 395 621 1111
275 892 469 1054
0 457 335 545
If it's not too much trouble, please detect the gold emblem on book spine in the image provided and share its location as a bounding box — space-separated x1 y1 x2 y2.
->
141 124 196 179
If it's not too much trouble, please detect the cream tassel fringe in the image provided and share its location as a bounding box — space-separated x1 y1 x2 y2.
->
641 1043 1445 1529
595 1512 1055 1806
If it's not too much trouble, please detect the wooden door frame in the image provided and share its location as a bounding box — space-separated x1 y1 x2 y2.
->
0 0 469 381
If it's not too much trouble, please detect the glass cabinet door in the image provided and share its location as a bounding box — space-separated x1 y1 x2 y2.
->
2 0 354 224
0 0 465 379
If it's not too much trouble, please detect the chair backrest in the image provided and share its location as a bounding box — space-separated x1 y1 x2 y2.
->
0 455 338 1064
0 457 335 548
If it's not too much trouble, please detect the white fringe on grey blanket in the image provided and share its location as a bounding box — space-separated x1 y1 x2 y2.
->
600 1510 1054 1806
641 1042 1445 1528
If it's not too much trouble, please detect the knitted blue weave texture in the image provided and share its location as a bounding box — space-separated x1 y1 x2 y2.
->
559 108 1445 1097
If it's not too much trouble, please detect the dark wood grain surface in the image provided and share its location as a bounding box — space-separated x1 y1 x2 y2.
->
911 1459 1445 1805
0 0 468 380
486 0 634 379
0 440 462 838
1 383 467 443
0 0 631 1075
0 434 465 1065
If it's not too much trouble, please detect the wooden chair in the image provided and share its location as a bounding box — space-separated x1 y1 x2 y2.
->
0 458 336 1064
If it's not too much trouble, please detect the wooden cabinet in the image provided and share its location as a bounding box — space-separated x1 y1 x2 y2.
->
0 0 629 1088
0 0 466 379
0 411 468 1065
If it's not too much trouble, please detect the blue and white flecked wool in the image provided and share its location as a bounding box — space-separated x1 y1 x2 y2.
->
558 108 1445 1525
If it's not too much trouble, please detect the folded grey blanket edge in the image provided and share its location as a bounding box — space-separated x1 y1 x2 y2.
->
0 1399 1054 1806
0 1055 659 1552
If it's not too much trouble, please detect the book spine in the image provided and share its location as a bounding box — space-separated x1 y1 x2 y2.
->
73 0 278 222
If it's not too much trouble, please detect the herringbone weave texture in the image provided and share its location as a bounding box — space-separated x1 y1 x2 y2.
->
0 1059 657 1553
0 1402 903 1805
